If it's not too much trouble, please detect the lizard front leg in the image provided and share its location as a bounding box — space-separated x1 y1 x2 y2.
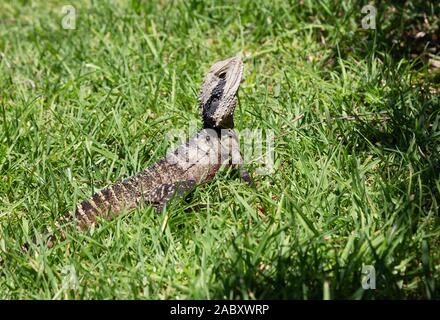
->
221 129 255 188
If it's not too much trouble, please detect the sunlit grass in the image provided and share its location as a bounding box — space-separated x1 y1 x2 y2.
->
0 0 438 299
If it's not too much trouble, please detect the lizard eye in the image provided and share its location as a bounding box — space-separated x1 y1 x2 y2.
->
218 72 226 79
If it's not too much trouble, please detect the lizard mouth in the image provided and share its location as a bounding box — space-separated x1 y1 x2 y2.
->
226 57 244 88
220 57 243 104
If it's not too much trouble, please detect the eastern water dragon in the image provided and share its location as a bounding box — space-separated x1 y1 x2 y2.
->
40 56 253 245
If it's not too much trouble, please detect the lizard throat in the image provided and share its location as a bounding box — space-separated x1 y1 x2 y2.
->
201 78 236 129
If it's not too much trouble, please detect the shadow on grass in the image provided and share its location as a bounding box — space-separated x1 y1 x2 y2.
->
333 1 439 64
210 232 409 299
373 1 439 59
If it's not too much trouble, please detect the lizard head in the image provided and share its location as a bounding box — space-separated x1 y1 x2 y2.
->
199 56 244 129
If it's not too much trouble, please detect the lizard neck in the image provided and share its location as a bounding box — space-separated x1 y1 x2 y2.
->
202 116 234 130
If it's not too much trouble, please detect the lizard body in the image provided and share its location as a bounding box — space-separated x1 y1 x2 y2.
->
70 56 252 229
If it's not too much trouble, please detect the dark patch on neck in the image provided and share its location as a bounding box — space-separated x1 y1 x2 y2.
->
202 78 226 128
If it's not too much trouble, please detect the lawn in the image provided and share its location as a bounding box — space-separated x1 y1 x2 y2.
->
0 0 439 299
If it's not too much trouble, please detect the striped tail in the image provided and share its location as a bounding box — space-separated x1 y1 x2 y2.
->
75 176 142 227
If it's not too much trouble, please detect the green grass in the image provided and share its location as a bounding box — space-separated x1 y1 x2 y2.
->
0 0 439 299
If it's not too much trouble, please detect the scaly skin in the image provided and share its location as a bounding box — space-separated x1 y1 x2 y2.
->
22 56 252 250
74 128 250 227
70 56 252 229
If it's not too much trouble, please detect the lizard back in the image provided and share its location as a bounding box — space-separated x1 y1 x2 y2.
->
74 127 243 226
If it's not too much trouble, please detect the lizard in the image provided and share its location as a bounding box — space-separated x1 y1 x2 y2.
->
44 55 253 243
